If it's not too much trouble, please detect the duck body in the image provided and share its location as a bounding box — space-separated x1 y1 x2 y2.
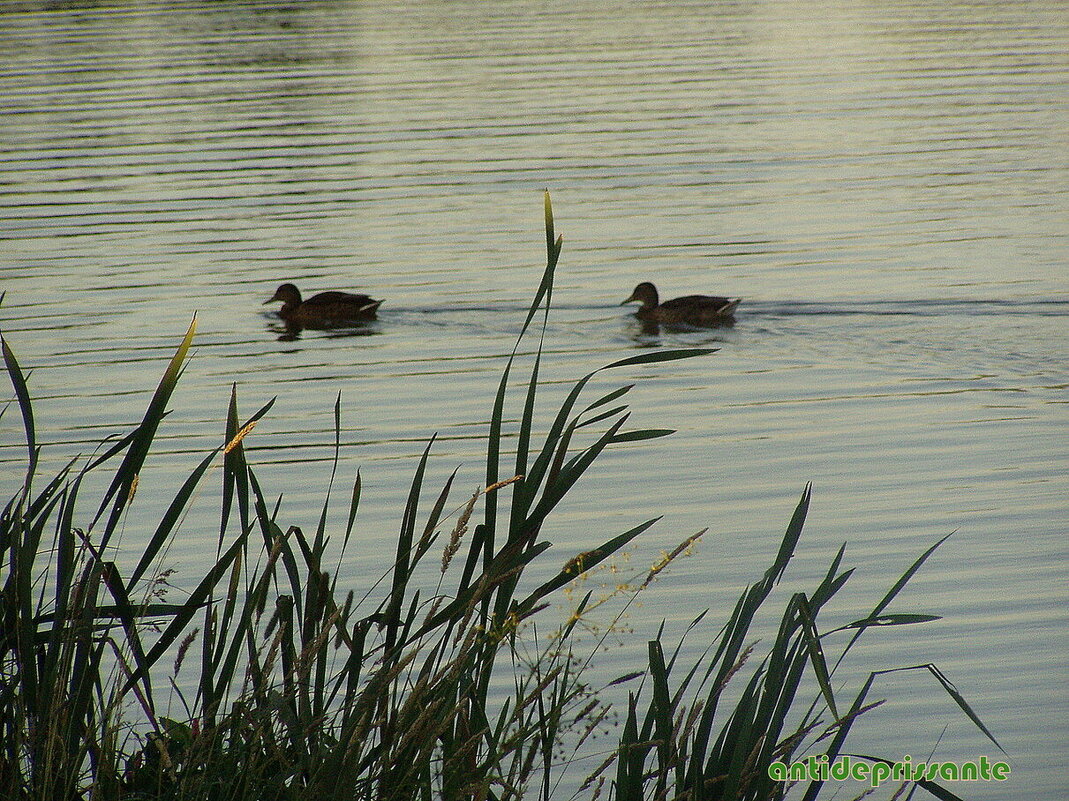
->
266 283 382 325
622 281 739 325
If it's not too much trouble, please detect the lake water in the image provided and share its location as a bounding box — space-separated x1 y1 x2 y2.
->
1 1 1066 798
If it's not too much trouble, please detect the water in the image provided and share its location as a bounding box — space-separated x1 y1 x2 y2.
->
1 1 1066 798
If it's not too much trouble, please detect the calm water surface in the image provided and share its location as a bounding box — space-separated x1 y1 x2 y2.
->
1 2 1067 798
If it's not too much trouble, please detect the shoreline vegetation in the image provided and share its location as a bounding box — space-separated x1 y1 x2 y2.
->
1 194 999 800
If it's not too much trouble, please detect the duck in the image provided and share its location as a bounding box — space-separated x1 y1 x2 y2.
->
621 282 740 325
265 283 382 325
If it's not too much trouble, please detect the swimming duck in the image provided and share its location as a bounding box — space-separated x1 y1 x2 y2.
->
622 282 740 325
265 283 382 325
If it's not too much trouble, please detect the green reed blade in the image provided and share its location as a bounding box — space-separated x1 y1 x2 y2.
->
513 310 546 512
913 777 969 801
662 612 712 707
544 189 554 256
812 567 854 611
871 533 953 618
222 384 241 546
278 527 305 623
98 560 154 704
128 447 220 590
761 643 816 793
413 468 457 567
311 392 344 556
344 469 361 550
484 191 562 559
560 590 593 642
211 546 263 708
483 360 511 559
517 371 599 515
62 561 105 759
647 640 675 783
615 694 641 799
771 482 811 583
610 428 676 443
604 348 719 370
404 539 551 645
573 404 628 430
521 414 629 533
684 491 811 778
917 776 970 800
82 426 140 474
515 518 660 616
717 670 766 796
93 315 197 550
795 593 838 720
924 662 1006 754
221 389 273 549
839 613 943 632
510 223 562 538
582 383 635 413
546 418 579 491
2 335 37 484
522 346 712 510
20 481 65 581
42 479 81 692
835 532 952 671
31 601 200 629
807 542 850 610
121 531 243 696
385 435 436 654
800 671 875 801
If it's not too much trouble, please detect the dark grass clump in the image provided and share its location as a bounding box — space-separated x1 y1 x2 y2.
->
0 195 998 801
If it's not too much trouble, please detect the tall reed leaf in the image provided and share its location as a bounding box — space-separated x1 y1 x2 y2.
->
1 335 37 484
93 315 197 549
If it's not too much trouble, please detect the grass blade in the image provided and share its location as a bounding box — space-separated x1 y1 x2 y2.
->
516 518 660 615
795 593 838 720
1 335 37 484
93 315 197 549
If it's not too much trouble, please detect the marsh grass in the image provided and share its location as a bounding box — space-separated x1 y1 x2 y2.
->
1 194 999 800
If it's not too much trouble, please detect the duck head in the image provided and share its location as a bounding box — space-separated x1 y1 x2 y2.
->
266 283 302 306
622 282 659 310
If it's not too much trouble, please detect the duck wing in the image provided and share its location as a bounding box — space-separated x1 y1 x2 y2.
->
297 290 383 321
304 290 378 307
661 295 740 316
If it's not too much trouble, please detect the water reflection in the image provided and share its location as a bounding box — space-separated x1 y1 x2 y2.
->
622 315 736 348
265 316 384 342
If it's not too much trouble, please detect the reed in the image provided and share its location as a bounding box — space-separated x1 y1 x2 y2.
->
0 194 998 800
